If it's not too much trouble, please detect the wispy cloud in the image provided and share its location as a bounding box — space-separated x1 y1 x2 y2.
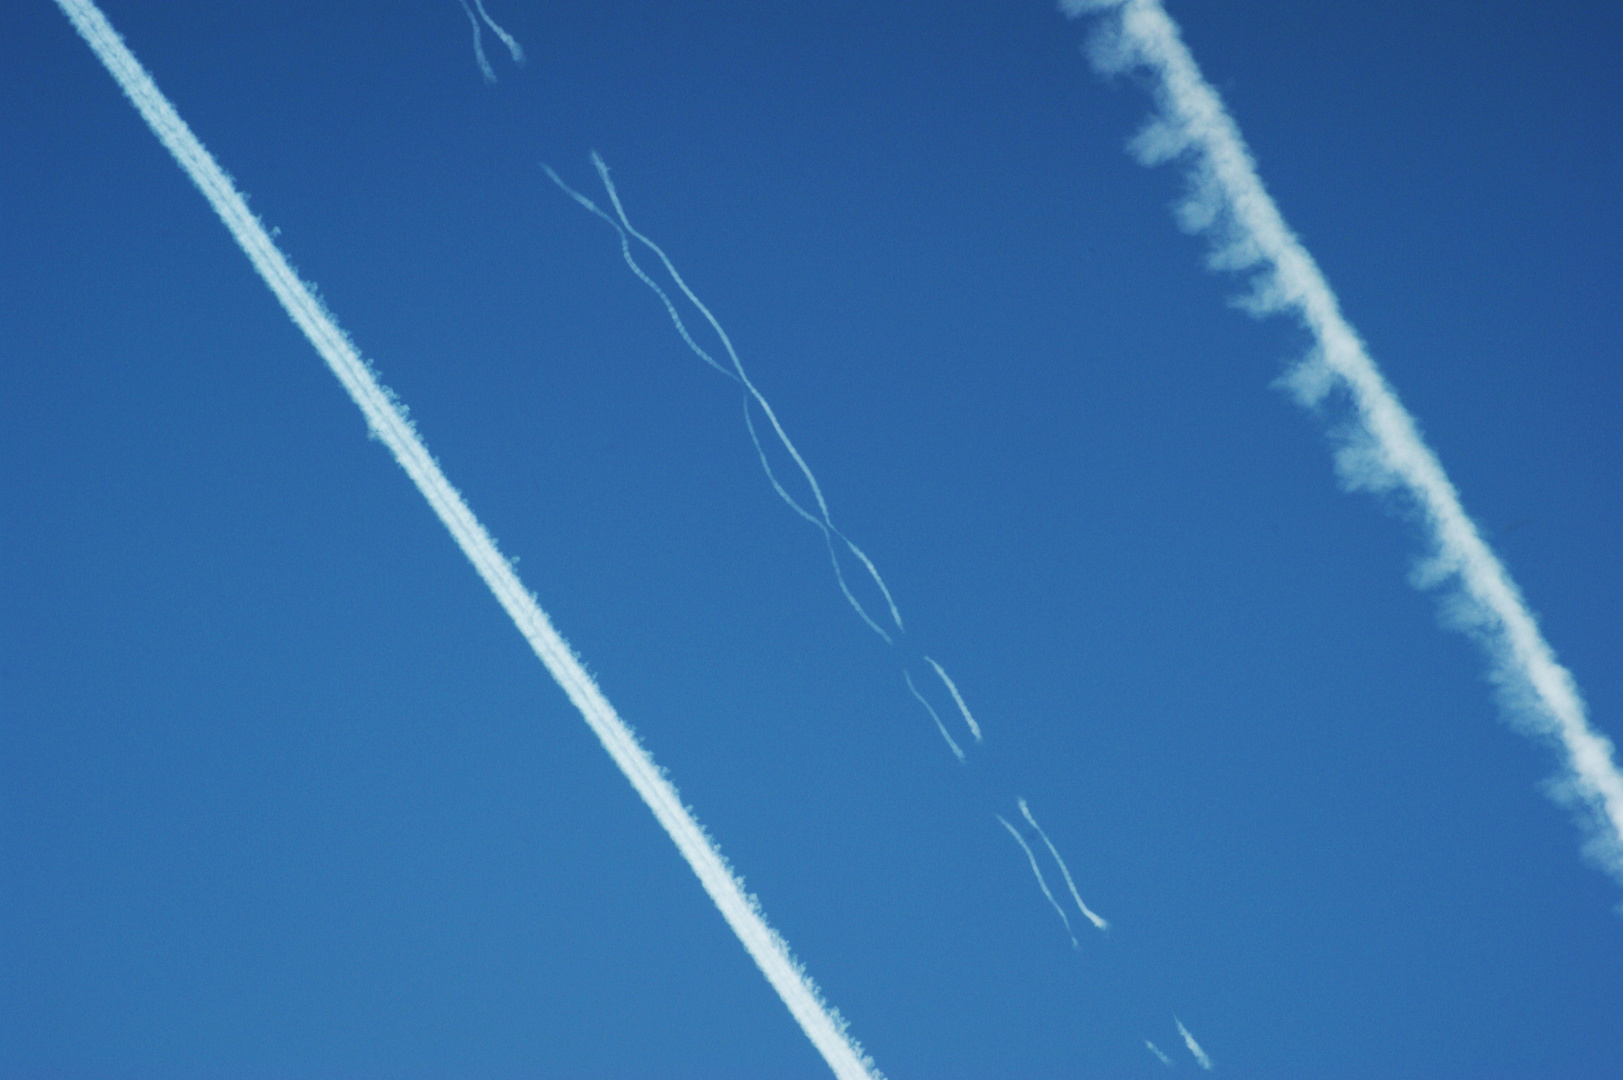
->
54 3 878 1075
1060 0 1623 888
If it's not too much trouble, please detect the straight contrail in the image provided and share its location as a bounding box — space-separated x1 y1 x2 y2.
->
996 814 1077 947
52 2 880 1076
1175 1017 1213 1070
905 670 966 762
1017 798 1107 931
925 656 982 743
1145 1040 1173 1066
1061 0 1623 887
546 155 906 646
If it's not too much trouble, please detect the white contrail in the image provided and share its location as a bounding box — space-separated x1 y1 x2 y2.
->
456 0 496 83
924 656 982 743
1175 1017 1212 1070
472 0 525 65
52 3 881 1076
1145 1039 1173 1066
1017 798 1107 931
995 814 1077 947
905 670 965 762
1061 0 1623 887
548 154 907 646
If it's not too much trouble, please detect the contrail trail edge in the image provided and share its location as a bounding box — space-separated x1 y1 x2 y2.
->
1062 0 1623 887
52 2 880 1076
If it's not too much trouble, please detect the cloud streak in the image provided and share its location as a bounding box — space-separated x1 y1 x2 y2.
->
1018 798 1107 931
996 814 1077 947
53 2 879 1076
1061 0 1623 887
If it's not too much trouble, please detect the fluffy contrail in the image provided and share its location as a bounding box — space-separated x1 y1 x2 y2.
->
1017 798 1107 931
473 0 524 66
905 670 965 762
1145 1039 1173 1066
546 155 906 646
1175 1017 1213 1070
924 656 982 744
1061 0 1623 887
996 814 1077 947
52 3 880 1076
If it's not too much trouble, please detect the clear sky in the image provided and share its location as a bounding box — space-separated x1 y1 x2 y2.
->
4 1 1620 1077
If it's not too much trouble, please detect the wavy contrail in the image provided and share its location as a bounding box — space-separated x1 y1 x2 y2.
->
1018 798 1107 931
905 670 966 762
473 0 524 65
53 3 879 1075
996 814 1077 947
456 0 496 83
1061 0 1623 887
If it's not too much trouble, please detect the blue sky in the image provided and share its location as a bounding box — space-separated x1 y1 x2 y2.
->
4 1 1620 1077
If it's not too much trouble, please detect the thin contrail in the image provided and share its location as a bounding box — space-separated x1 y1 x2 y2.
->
905 670 965 762
1175 1017 1213 1070
456 0 496 83
995 814 1077 947
547 154 906 646
1061 0 1623 887
52 3 881 1076
1145 1039 1173 1066
924 656 982 743
1017 798 1107 931
472 0 525 65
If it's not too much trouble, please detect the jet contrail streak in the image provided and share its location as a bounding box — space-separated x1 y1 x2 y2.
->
1175 1017 1213 1070
53 3 881 1076
456 0 496 83
995 814 1077 947
472 0 524 65
924 656 982 743
550 154 907 646
1062 0 1623 886
905 670 965 762
1017 798 1107 931
1145 1039 1173 1066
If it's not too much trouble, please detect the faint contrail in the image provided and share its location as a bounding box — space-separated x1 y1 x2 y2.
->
905 670 965 762
1145 1039 1173 1066
1175 1017 1213 1070
53 3 881 1076
924 656 982 743
547 154 906 645
1018 798 1107 931
456 0 496 83
472 0 524 66
996 814 1077 947
1061 0 1623 887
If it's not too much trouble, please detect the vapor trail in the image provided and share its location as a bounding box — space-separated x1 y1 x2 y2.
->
548 155 906 645
53 3 881 1075
996 814 1077 947
1176 1017 1213 1070
456 0 496 83
1017 798 1107 931
1146 1040 1173 1066
1062 0 1623 886
472 0 524 65
905 670 965 762
924 656 982 743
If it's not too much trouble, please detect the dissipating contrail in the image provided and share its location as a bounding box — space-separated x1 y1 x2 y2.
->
1176 1017 1213 1070
1018 797 1108 931
996 814 1077 947
1060 0 1623 889
51 2 880 1076
457 0 523 83
545 154 906 646
1146 1039 1174 1066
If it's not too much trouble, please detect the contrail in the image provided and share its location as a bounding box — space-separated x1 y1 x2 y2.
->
924 656 982 743
1145 1039 1173 1066
1017 798 1107 931
546 155 906 646
1175 1017 1213 1070
1061 0 1623 887
472 0 524 66
456 0 496 83
904 669 966 762
995 814 1077 947
52 3 881 1076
